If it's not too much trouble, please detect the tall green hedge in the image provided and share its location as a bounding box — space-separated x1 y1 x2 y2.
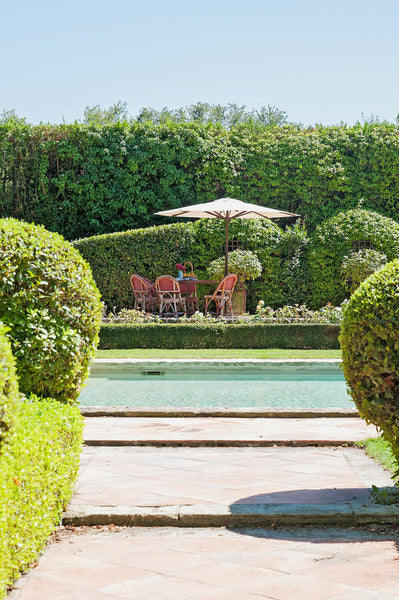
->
308 208 399 307
0 396 83 598
2 121 399 240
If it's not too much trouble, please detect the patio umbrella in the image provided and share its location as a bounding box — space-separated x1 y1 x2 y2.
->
155 197 299 275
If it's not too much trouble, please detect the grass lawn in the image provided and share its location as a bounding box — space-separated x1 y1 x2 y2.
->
358 437 399 476
96 348 342 359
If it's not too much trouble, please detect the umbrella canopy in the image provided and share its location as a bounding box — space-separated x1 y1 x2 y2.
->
155 197 299 275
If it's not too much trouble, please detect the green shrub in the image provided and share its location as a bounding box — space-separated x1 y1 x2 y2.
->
0 218 102 403
308 208 399 307
207 250 262 289
340 260 399 473
0 396 83 597
0 324 19 452
341 248 387 294
100 322 340 349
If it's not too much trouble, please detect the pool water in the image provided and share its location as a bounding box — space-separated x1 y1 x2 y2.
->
78 361 353 410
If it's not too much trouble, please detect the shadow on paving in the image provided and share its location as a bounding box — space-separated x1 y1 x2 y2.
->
230 487 380 505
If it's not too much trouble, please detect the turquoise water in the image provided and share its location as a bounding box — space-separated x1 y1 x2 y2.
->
79 362 353 410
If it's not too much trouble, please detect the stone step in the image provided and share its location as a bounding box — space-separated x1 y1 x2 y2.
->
82 416 378 446
63 445 397 527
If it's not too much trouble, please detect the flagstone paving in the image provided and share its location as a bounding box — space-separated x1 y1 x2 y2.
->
7 416 399 598
10 526 399 600
68 446 392 510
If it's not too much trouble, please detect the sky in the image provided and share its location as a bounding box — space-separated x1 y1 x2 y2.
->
1 0 399 127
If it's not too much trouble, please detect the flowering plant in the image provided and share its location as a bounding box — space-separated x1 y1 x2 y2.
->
207 250 262 289
251 301 347 324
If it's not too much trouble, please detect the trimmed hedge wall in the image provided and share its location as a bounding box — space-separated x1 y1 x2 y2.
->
2 121 399 240
0 396 83 598
99 323 340 349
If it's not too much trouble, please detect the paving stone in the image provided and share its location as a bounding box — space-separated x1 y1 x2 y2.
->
9 527 399 600
68 446 393 511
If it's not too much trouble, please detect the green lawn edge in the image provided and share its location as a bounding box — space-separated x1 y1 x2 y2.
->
96 348 342 359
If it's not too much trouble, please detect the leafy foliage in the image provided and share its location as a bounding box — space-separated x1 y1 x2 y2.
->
308 208 399 307
0 218 102 402
340 260 399 474
207 250 262 289
341 249 387 294
135 102 289 128
83 101 129 125
2 122 399 240
0 396 83 597
0 325 19 452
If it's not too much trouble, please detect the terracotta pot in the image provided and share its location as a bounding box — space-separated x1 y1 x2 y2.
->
224 289 246 316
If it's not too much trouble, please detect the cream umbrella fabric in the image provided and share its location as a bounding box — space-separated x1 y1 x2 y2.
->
155 197 299 275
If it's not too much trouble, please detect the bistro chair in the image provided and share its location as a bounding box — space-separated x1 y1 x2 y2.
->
155 276 187 318
204 273 237 318
130 274 158 312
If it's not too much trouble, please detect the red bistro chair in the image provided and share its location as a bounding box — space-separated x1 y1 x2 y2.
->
130 274 158 312
204 273 237 318
155 276 187 318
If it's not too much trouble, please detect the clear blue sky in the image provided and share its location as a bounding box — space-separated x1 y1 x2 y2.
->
1 0 398 126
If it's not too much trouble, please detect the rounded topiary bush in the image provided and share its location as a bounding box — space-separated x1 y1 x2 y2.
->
0 323 19 451
207 250 262 289
340 260 399 466
0 218 102 403
308 208 399 308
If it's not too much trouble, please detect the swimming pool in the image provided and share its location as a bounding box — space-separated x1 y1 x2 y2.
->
78 360 354 410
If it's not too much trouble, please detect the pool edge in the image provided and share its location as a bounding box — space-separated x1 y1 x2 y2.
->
79 406 358 418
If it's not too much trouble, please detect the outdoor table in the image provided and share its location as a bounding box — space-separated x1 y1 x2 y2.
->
178 279 216 315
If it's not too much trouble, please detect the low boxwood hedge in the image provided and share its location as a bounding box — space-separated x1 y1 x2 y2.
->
100 322 340 349
0 396 83 598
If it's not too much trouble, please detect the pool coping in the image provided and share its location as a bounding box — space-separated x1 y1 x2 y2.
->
93 358 342 363
90 358 343 373
80 406 358 418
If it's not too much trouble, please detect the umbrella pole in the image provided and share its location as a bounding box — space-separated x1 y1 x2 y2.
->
224 217 229 276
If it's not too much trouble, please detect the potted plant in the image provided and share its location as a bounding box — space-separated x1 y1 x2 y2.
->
207 249 262 314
